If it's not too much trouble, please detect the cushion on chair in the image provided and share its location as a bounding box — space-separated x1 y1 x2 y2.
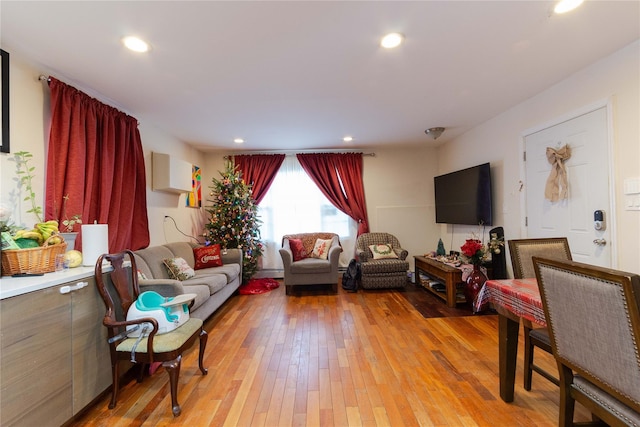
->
572 376 640 426
360 258 409 275
369 244 398 259
311 238 332 260
289 238 308 261
116 317 204 353
289 258 333 274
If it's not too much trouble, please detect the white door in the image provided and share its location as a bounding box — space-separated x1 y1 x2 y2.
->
523 106 612 267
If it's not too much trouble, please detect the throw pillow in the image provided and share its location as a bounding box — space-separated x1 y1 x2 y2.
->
311 238 333 260
369 244 398 260
193 244 223 269
163 257 196 281
289 238 308 261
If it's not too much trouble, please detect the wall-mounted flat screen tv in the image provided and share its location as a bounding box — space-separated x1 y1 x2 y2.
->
434 162 492 226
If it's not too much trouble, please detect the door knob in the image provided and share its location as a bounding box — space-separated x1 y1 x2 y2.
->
593 239 607 246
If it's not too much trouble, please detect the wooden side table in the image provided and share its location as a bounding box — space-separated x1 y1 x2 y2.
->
414 255 465 308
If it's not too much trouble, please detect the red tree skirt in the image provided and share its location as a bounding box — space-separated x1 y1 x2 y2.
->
238 278 280 295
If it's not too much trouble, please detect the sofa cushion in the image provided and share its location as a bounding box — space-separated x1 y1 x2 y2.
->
289 238 308 261
197 263 241 282
177 284 210 311
164 242 196 266
193 244 223 269
134 246 176 279
290 258 332 274
164 257 196 281
182 274 227 295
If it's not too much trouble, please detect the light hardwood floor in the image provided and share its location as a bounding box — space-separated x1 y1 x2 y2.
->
71 283 590 426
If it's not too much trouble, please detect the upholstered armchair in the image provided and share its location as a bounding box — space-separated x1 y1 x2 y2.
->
355 232 409 289
533 257 640 426
279 232 342 295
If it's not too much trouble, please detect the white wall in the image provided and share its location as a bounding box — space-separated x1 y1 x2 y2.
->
361 147 440 270
0 52 207 248
437 40 640 273
4 40 637 274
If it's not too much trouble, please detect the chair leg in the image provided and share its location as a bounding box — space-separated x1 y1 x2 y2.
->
108 361 120 409
559 366 575 427
163 355 182 417
524 325 534 391
199 329 209 375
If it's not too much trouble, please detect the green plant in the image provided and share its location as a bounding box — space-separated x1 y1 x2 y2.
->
60 194 82 232
13 151 43 223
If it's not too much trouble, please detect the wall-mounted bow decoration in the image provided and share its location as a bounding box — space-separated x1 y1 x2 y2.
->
545 144 571 202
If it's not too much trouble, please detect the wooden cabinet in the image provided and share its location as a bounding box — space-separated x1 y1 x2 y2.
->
71 277 112 413
0 276 110 426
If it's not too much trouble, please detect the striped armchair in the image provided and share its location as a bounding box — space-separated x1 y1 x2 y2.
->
355 232 409 289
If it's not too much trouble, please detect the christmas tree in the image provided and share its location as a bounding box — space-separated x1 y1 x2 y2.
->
204 161 263 283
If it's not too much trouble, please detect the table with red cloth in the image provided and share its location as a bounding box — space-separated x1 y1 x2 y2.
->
475 278 546 402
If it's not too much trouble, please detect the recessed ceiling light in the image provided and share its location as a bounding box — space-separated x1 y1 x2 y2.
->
122 36 150 53
343 136 353 142
554 0 584 14
233 138 244 144
381 33 404 49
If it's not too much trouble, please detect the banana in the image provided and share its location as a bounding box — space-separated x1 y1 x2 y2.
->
36 221 59 240
48 235 62 245
21 230 44 244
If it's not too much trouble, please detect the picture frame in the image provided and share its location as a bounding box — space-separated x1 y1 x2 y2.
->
1 49 9 153
186 164 202 208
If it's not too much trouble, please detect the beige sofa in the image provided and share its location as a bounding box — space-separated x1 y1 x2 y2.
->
133 242 242 320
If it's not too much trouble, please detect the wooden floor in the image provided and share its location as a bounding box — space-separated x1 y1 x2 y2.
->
71 282 591 426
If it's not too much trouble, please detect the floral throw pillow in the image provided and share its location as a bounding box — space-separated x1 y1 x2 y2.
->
289 238 308 261
311 238 332 260
369 244 398 260
163 257 196 281
193 244 223 270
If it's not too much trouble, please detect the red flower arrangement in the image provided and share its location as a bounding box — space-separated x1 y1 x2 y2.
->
460 238 486 265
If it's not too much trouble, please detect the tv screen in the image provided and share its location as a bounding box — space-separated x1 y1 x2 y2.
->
434 163 492 226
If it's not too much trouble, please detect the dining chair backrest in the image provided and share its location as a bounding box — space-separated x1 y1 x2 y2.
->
533 257 640 423
508 237 571 279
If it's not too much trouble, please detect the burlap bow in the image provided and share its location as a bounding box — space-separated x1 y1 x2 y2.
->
545 145 571 202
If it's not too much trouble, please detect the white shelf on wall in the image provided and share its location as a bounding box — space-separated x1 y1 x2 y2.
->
152 152 192 194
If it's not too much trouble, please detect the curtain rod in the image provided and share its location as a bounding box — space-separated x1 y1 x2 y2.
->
38 75 51 82
223 152 375 160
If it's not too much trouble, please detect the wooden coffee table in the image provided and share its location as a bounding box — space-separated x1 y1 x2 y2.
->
414 255 465 308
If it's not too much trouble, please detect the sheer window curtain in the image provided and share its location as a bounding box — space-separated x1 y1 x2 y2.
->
258 156 357 274
44 77 150 252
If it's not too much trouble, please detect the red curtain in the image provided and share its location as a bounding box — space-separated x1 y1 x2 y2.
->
234 154 285 204
45 77 150 252
296 153 369 235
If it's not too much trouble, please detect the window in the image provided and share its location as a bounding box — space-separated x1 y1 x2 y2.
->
258 156 356 272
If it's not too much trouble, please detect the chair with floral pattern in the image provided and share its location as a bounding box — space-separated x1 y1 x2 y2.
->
355 232 409 289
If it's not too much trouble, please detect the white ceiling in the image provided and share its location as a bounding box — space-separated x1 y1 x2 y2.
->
2 1 639 152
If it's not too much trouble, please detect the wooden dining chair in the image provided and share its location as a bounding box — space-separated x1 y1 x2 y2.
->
533 257 640 426
95 250 208 417
508 237 571 390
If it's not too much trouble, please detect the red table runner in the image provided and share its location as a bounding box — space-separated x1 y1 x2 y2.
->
474 278 547 326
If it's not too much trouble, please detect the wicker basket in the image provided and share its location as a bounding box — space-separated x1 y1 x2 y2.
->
1 235 68 276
